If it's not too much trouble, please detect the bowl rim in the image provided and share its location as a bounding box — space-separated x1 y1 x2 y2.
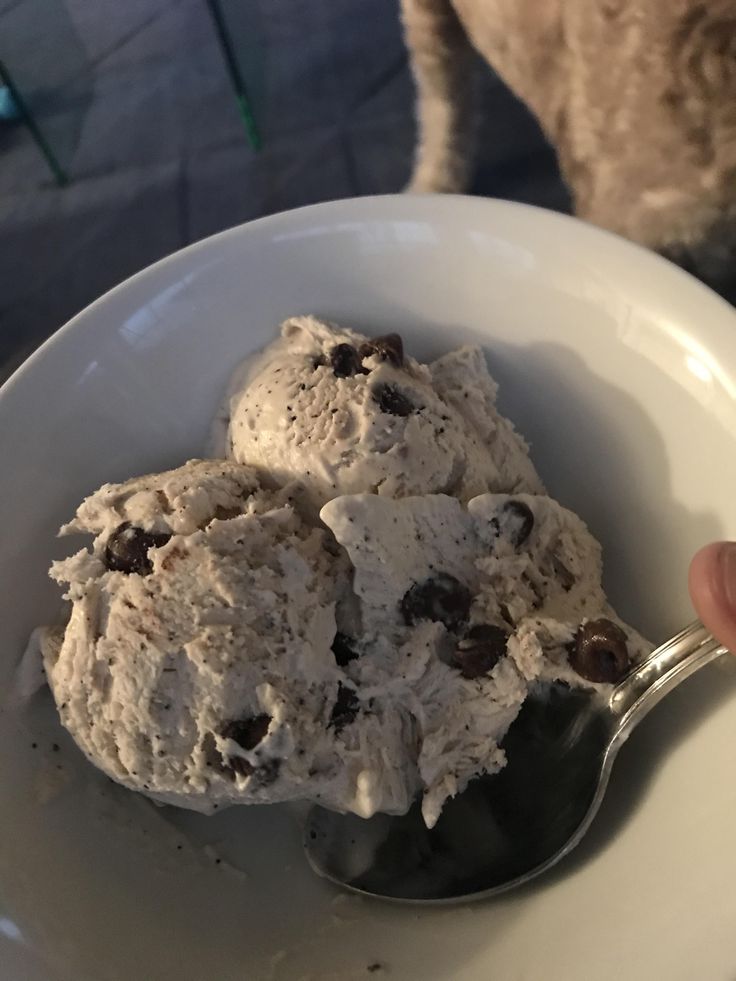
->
3 193 734 406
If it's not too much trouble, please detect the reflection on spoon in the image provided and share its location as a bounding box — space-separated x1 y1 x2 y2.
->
304 622 725 903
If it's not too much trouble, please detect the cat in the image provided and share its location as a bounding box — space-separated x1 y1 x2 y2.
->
402 0 736 292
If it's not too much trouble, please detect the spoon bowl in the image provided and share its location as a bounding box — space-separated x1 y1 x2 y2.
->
304 622 725 903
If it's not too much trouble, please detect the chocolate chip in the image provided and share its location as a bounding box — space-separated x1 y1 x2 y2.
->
332 632 359 667
329 683 359 733
359 333 404 367
104 522 172 575
452 624 509 679
373 384 414 417
569 618 631 683
221 714 271 751
495 500 534 548
400 573 472 631
330 343 366 378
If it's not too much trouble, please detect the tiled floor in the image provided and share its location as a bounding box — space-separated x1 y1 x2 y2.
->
0 0 572 381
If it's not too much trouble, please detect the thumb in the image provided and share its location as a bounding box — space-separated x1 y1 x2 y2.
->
688 542 736 654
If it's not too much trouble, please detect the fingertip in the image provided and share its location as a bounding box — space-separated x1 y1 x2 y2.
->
688 541 736 654
688 542 723 604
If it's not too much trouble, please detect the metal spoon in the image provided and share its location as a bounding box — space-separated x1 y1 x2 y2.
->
304 621 726 903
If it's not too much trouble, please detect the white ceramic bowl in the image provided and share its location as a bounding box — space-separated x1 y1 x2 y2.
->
2 196 736 981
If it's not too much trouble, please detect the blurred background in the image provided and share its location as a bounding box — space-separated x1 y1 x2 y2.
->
0 0 572 383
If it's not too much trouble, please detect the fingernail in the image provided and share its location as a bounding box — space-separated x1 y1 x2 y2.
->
718 542 736 613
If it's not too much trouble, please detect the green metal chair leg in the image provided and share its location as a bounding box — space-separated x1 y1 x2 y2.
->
204 0 262 150
0 59 68 186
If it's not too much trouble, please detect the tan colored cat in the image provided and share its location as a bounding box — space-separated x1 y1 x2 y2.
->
402 0 736 286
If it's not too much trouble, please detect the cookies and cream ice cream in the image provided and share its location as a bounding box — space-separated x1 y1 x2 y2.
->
216 316 543 514
30 319 652 830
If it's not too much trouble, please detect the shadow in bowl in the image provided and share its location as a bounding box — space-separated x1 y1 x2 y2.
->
533 656 736 894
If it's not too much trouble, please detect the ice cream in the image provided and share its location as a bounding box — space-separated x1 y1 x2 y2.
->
41 460 417 817
216 316 543 514
320 492 651 826
30 319 652 831
40 456 649 828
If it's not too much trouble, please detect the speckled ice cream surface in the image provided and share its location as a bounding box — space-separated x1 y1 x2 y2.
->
215 316 544 514
42 460 418 818
29 320 654 830
38 460 650 827
320 492 652 825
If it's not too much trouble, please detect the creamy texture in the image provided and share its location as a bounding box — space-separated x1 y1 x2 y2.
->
42 464 650 827
218 317 543 514
32 320 653 830
44 461 415 817
320 492 651 826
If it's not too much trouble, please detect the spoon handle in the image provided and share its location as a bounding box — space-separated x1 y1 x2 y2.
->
609 621 727 741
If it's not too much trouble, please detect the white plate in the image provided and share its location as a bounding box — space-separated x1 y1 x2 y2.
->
2 196 736 981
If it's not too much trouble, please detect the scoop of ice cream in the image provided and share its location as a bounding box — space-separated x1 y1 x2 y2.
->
217 316 543 514
39 462 651 828
43 460 417 818
321 492 652 826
